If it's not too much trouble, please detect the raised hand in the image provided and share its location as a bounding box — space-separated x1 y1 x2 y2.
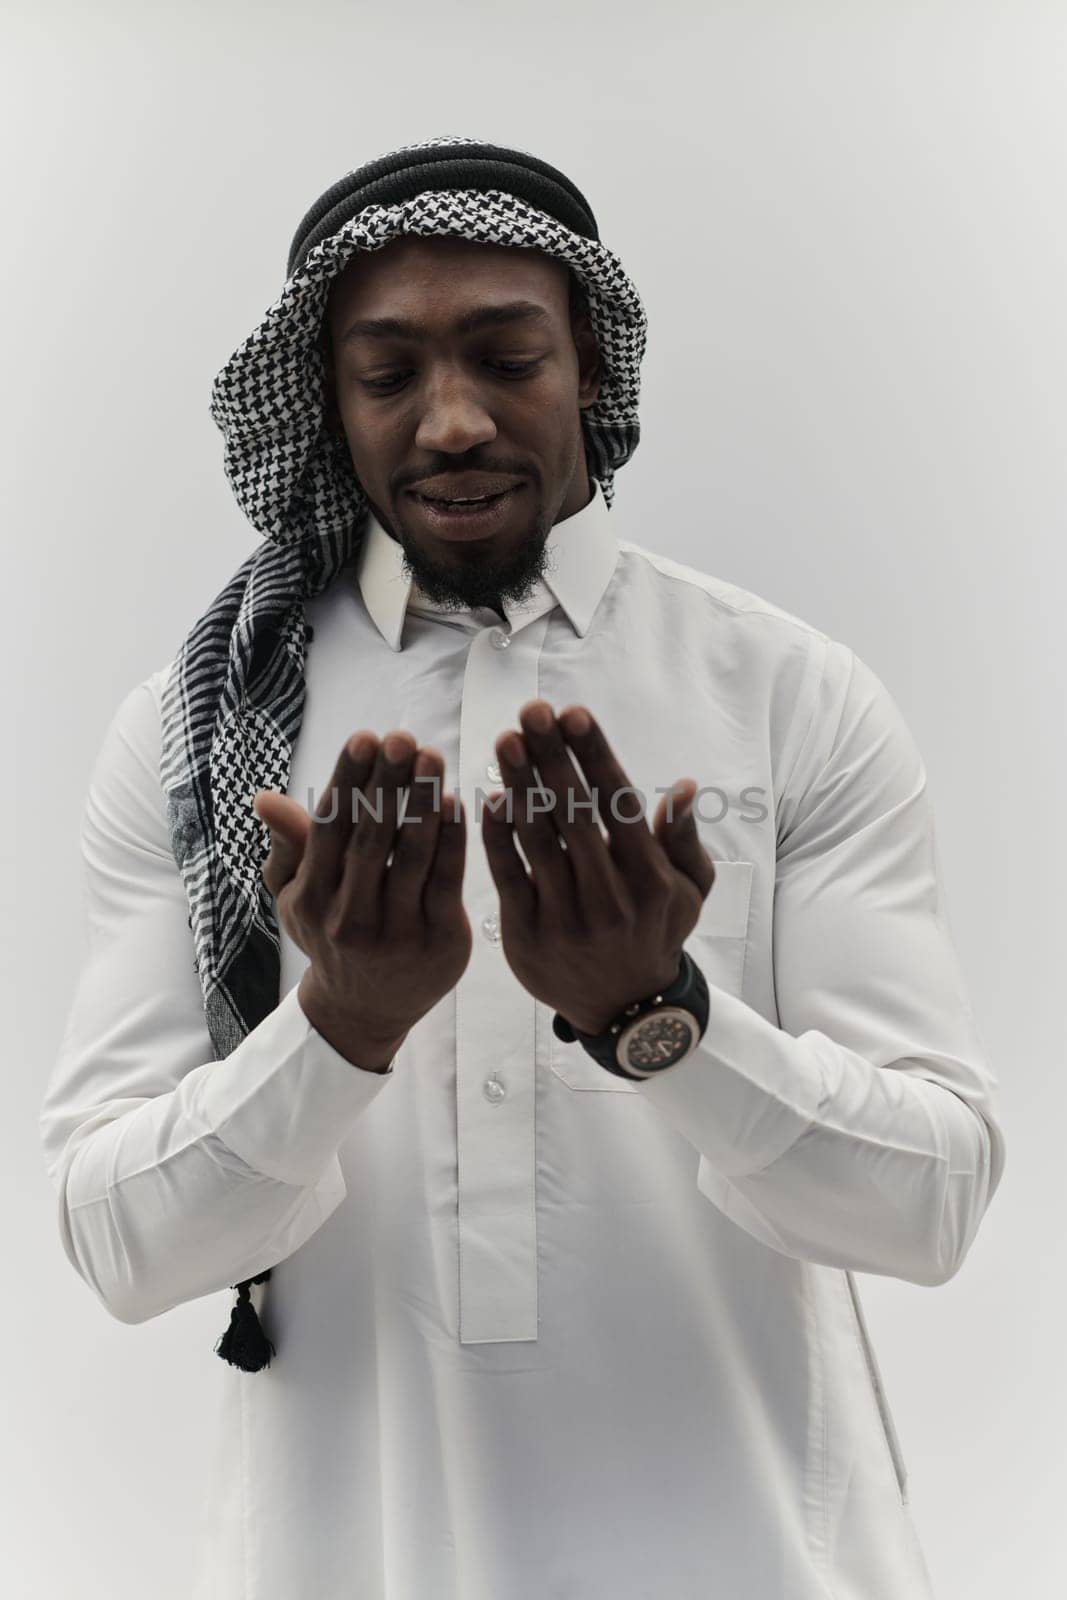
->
481 702 715 1036
254 731 470 1072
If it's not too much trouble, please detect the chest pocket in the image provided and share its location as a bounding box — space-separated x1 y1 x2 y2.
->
548 860 755 1093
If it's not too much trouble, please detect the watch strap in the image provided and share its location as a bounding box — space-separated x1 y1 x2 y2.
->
552 949 710 1078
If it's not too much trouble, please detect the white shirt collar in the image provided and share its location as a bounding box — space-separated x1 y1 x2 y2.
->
353 478 618 651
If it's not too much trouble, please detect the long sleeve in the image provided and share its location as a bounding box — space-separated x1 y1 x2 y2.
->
638 639 1006 1287
38 674 392 1326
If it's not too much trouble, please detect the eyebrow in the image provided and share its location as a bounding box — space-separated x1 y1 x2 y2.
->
339 299 554 346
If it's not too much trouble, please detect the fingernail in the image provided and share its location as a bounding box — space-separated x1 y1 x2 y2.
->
563 708 589 735
384 733 410 762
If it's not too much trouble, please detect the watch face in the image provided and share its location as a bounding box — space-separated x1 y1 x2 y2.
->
619 1008 700 1074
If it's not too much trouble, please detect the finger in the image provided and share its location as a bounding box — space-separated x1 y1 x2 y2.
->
337 731 416 931
516 700 624 912
651 779 696 844
253 789 309 898
303 732 381 901
493 728 573 903
481 788 537 923
654 781 717 896
423 791 468 921
385 746 444 920
557 706 660 885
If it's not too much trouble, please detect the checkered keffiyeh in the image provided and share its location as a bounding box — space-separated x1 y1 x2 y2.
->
157 135 648 1368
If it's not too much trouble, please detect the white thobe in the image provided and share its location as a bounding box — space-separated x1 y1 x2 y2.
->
40 479 1005 1598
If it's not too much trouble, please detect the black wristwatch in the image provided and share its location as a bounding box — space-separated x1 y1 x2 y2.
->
551 949 710 1081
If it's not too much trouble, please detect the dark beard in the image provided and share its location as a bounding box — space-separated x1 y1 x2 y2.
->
391 501 556 615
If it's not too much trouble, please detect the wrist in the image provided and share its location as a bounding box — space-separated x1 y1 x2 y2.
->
564 955 685 1037
297 971 408 1074
553 951 708 1080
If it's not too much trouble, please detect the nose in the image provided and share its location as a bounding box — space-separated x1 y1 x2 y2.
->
414 367 498 456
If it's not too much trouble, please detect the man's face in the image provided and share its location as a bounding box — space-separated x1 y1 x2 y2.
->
320 234 601 613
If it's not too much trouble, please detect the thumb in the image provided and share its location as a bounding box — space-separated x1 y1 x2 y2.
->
253 789 310 895
655 780 716 897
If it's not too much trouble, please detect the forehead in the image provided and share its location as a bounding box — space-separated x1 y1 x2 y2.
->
325 234 570 327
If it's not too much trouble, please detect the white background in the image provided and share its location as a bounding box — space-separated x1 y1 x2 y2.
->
6 1 1063 1595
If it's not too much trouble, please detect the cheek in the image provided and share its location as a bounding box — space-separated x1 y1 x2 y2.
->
337 402 395 465
507 379 577 439
337 426 389 498
543 391 583 452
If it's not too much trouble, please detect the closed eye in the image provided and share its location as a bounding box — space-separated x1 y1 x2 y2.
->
359 359 543 395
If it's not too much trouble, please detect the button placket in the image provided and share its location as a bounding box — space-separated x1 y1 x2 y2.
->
454 610 553 1344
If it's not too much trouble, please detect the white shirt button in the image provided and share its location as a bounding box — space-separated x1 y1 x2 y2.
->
483 1074 507 1104
486 761 502 784
489 627 511 650
481 913 501 944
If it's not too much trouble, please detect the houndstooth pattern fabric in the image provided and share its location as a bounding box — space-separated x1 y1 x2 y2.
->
159 134 648 1065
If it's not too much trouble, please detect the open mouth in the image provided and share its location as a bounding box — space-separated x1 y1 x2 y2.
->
411 485 525 539
421 490 509 513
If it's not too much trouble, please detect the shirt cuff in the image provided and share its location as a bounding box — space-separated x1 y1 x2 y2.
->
190 984 394 1187
635 980 827 1178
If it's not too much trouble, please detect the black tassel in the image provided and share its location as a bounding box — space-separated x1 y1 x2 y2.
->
214 1270 276 1371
